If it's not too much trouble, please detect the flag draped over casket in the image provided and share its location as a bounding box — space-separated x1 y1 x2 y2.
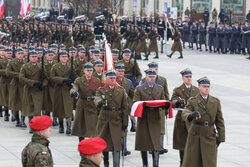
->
131 100 173 118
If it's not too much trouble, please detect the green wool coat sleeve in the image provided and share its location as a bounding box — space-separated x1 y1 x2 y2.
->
19 65 36 87
215 100 225 142
49 66 64 84
181 98 194 121
6 63 19 78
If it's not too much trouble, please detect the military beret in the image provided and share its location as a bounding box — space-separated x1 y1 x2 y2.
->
29 51 38 57
145 68 156 76
115 63 125 71
180 68 192 77
69 47 77 53
112 49 119 55
105 70 116 77
83 62 94 70
197 76 210 86
29 116 52 131
78 47 86 53
94 59 104 66
147 62 158 69
16 47 24 53
5 48 12 54
122 48 131 55
78 137 107 155
60 51 68 57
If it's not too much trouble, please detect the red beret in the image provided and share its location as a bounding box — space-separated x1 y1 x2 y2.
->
78 137 107 155
29 116 52 131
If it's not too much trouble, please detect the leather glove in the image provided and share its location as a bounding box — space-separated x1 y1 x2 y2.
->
33 80 44 90
63 78 72 85
71 91 78 98
122 125 127 131
97 99 106 108
176 99 185 108
216 138 221 147
187 112 200 122
143 102 147 110
165 102 170 110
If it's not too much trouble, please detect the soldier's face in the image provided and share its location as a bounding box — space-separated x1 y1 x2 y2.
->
38 53 43 59
115 70 124 78
16 53 23 60
146 76 156 85
182 76 192 86
5 53 12 59
46 54 55 61
29 56 38 63
198 85 210 96
112 55 119 60
123 54 131 61
88 152 104 166
78 52 85 59
93 55 100 61
84 69 93 78
94 66 103 73
106 77 116 86
60 56 68 64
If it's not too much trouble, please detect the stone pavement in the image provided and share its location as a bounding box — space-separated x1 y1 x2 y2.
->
0 47 250 167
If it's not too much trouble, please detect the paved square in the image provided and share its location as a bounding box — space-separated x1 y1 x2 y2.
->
0 46 250 167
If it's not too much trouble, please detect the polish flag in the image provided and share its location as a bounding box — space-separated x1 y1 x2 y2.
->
0 0 5 19
20 0 30 17
103 42 114 72
131 100 173 118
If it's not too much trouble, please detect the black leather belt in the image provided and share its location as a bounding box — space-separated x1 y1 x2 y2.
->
192 121 214 127
103 107 120 112
80 96 95 101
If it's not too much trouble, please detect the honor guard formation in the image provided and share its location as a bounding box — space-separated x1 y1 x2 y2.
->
2 7 242 167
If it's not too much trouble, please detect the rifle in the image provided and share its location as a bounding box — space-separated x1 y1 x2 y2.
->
60 23 63 44
41 47 45 85
69 56 74 88
121 110 125 167
37 23 40 46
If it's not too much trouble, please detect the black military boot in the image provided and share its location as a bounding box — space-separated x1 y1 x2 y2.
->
15 112 20 127
103 151 109 167
20 116 27 128
153 52 159 59
79 137 85 142
160 134 168 154
141 151 148 167
167 52 173 58
143 54 149 61
179 150 184 167
136 53 142 60
52 117 58 126
113 151 120 167
4 109 9 121
11 111 16 122
0 106 2 117
152 151 159 167
59 121 64 133
66 121 71 135
178 52 183 59
122 137 131 156
130 118 136 132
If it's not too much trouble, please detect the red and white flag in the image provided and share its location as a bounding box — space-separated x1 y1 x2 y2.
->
131 100 173 118
103 42 114 72
0 0 5 19
20 0 30 18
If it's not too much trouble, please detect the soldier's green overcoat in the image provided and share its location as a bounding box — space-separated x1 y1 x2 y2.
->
0 58 11 107
79 158 99 167
182 93 225 167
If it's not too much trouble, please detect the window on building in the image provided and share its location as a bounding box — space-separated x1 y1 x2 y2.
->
221 0 244 14
192 0 212 13
173 0 183 13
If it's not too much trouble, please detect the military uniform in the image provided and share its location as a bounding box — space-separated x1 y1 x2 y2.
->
71 75 102 138
80 158 99 167
182 77 225 167
147 28 159 58
22 134 53 167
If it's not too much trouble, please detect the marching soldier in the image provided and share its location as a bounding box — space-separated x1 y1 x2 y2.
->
147 24 159 59
6 47 26 127
112 49 120 65
115 63 134 156
157 16 165 40
136 26 148 59
119 48 142 86
133 68 169 167
120 16 127 35
94 70 128 167
171 68 199 167
0 48 12 121
74 47 87 77
22 116 53 167
182 77 225 167
71 63 102 141
167 26 183 59
50 51 77 134
19 51 46 133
